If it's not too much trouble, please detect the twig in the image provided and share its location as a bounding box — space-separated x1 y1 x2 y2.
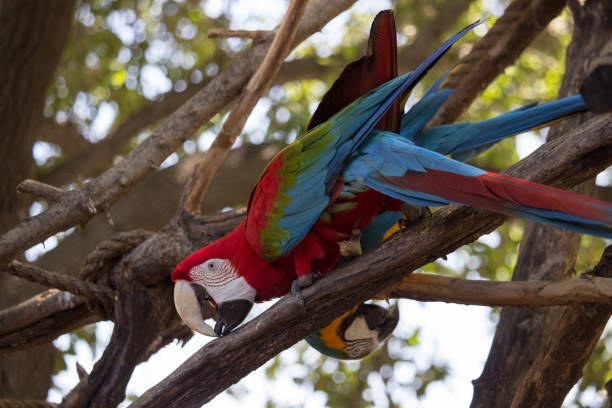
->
207 28 273 42
5 261 114 310
182 0 309 213
16 179 66 203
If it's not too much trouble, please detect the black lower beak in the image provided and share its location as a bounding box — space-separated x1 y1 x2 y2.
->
214 299 253 336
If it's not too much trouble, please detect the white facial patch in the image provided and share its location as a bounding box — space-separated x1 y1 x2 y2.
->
190 258 256 305
343 315 378 359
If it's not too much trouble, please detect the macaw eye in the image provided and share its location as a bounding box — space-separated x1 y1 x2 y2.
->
204 259 223 272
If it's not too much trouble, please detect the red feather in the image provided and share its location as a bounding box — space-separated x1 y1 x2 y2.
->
307 10 400 132
383 169 612 224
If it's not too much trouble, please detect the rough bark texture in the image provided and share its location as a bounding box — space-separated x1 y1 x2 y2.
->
383 270 612 307
471 2 612 407
0 0 77 399
512 250 612 407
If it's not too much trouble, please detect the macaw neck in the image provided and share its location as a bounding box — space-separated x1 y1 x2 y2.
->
232 220 295 301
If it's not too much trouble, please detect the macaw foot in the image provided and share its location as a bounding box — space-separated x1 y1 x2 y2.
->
399 204 431 229
291 271 322 310
338 229 362 258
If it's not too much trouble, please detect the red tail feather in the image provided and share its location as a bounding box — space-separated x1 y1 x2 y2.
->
307 10 400 132
385 169 612 225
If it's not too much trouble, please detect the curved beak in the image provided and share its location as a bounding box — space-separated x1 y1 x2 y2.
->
173 280 217 337
378 304 400 341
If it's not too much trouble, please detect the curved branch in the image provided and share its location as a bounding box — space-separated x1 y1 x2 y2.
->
382 271 612 307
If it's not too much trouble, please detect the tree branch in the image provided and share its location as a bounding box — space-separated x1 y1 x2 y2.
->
0 289 84 336
381 271 612 307
182 0 309 213
428 0 567 127
207 28 273 42
16 180 66 204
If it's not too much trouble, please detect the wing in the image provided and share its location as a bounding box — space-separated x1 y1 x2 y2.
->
245 18 488 261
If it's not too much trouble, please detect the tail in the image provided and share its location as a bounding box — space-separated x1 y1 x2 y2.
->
417 95 587 161
346 133 612 238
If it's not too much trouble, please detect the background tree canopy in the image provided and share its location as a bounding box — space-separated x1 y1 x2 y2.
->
1 0 611 407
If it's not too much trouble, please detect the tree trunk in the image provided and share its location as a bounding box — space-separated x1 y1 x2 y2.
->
0 0 76 399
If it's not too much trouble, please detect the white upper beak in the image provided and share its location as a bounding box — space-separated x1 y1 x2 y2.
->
173 280 217 337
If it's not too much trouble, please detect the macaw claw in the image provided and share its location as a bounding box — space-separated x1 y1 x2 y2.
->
338 229 362 258
399 204 431 229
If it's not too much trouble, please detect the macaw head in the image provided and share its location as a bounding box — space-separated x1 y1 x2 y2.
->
171 228 257 337
306 303 400 359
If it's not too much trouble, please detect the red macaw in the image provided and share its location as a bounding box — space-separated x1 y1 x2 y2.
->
172 11 612 338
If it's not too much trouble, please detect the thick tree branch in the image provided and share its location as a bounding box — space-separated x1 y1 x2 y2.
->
182 0 308 213
0 0 358 268
381 271 612 307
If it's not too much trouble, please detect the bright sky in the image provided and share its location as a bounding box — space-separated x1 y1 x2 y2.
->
40 0 612 406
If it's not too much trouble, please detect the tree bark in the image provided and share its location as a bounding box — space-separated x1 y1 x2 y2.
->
0 0 77 399
428 0 567 127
